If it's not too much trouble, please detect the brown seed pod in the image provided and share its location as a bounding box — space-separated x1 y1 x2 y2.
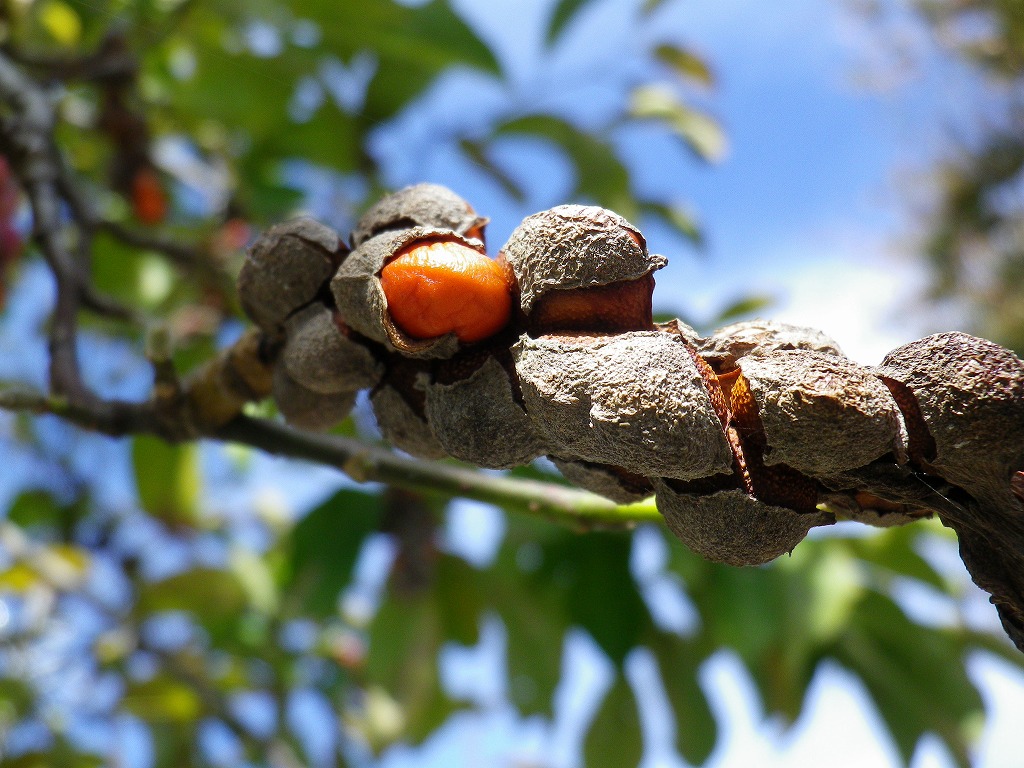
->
876 332 1024 499
370 383 448 460
654 479 831 566
281 304 384 395
550 457 654 504
351 183 487 247
422 352 546 468
513 331 733 480
331 227 501 359
501 205 667 334
272 364 356 432
698 319 845 370
734 349 906 477
239 218 347 332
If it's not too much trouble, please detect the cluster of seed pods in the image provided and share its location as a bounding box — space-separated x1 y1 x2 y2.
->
238 184 1024 567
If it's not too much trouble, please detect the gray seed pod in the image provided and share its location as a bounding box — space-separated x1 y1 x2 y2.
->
281 305 384 395
513 331 733 480
654 480 831 566
351 184 487 248
370 384 448 460
422 356 546 468
699 319 845 369
551 457 654 504
737 349 906 476
331 227 480 359
273 365 355 432
876 332 1024 500
501 205 666 314
239 218 346 332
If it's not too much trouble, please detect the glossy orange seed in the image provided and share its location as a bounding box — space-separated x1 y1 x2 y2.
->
380 240 512 343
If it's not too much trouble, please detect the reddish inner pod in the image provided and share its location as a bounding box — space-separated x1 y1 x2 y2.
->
380 240 512 343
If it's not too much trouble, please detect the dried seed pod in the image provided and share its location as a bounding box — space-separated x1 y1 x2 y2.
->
351 183 487 247
514 331 733 480
698 319 845 370
273 365 356 432
239 218 347 332
501 205 667 334
550 457 654 504
423 352 546 468
734 349 906 477
332 228 509 358
654 479 831 566
281 304 384 395
371 384 448 460
876 332 1024 498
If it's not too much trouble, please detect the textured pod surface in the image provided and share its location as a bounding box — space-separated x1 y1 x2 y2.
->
551 457 654 504
272 365 355 432
371 384 448 460
239 218 346 332
699 319 845 369
351 183 486 247
281 305 383 395
654 480 831 566
331 227 486 359
737 349 906 476
423 355 546 468
501 205 666 315
877 332 1024 496
514 331 733 479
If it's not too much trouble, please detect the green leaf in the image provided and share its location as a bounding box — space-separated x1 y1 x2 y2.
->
122 675 203 724
284 489 382 619
654 44 715 88
459 139 526 202
843 524 947 590
497 115 635 215
546 0 590 45
132 436 201 527
138 568 248 636
639 200 703 245
649 634 717 765
712 293 776 324
583 676 642 768
630 85 727 162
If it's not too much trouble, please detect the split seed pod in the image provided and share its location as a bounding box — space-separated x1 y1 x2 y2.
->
501 205 667 335
876 332 1024 500
280 304 383 395
551 457 654 504
698 319 845 370
734 349 906 477
422 351 546 468
351 183 487 247
239 218 347 332
331 227 510 359
370 358 448 460
513 331 733 480
654 479 831 567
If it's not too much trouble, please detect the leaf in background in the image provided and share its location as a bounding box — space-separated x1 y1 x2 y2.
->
654 44 715 88
843 523 947 590
497 115 635 215
711 293 776 324
630 85 727 162
38 0 81 46
459 139 526 202
284 489 382 619
137 568 247 638
546 0 590 46
639 200 703 245
582 676 642 768
122 675 203 724
133 436 201 527
648 634 717 766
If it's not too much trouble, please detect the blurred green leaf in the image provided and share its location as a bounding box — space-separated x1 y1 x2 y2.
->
649 634 717 765
459 138 526 202
639 200 703 244
546 0 590 45
123 675 203 724
583 676 642 768
630 85 727 162
284 489 382 618
654 44 715 87
133 436 201 526
138 568 248 633
712 293 776 324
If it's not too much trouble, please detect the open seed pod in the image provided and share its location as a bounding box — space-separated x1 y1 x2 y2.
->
370 357 448 460
351 183 487 247
876 332 1024 500
513 330 733 480
550 457 654 504
698 319 845 370
501 205 667 335
654 479 832 566
281 304 384 395
239 218 347 332
733 349 907 477
272 364 356 432
422 349 546 468
331 227 511 359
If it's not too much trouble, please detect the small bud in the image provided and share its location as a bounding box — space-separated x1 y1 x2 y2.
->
351 183 487 247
